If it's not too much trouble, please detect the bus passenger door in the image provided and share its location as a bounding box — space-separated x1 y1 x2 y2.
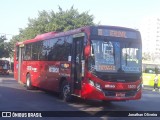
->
17 45 24 83
72 36 84 90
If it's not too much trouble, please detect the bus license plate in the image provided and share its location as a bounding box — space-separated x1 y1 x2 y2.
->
116 92 125 97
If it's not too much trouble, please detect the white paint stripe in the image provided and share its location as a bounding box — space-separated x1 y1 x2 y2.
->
0 78 2 83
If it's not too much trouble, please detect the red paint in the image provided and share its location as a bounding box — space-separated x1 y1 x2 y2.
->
80 72 142 101
14 25 142 101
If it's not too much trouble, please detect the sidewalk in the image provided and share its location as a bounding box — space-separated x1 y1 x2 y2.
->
143 85 153 91
143 85 160 92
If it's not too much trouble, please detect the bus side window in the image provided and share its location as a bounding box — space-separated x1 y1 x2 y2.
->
25 52 31 60
24 44 32 60
16 46 19 61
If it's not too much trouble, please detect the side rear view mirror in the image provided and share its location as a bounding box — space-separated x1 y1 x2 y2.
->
84 45 91 57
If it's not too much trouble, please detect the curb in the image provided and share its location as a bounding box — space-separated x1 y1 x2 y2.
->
143 87 153 91
142 85 153 91
143 86 160 92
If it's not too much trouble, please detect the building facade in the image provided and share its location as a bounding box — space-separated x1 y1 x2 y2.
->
139 16 160 61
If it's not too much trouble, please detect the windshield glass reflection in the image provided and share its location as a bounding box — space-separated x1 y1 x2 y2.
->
88 39 141 73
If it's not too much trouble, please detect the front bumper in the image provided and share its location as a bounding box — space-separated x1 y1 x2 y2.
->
81 83 142 101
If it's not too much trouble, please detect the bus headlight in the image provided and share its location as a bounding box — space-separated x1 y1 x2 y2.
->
88 80 102 91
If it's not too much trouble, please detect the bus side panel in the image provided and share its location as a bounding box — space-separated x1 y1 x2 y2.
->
21 61 27 83
14 60 18 81
24 61 62 92
24 61 42 87
36 61 71 92
38 61 48 89
44 61 61 91
14 49 18 80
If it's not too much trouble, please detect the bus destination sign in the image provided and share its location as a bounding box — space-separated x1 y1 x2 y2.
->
98 29 137 39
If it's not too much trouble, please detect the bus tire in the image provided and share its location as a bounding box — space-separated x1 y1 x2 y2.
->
26 74 33 90
60 81 73 102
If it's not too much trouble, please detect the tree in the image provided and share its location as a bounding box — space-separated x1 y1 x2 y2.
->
0 35 7 42
0 42 12 58
0 35 8 58
8 6 95 58
12 6 94 42
142 52 151 61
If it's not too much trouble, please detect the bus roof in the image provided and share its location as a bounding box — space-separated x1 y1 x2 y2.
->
91 25 139 32
16 25 140 45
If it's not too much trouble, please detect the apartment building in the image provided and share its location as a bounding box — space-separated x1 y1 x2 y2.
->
139 16 160 61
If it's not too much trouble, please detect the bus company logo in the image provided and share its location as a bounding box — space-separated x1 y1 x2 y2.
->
32 68 37 72
27 66 37 72
49 66 59 73
27 66 32 70
105 84 115 88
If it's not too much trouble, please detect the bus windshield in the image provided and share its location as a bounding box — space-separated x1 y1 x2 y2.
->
89 39 141 73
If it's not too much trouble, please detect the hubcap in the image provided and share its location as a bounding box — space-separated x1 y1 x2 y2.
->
63 84 70 98
27 77 30 87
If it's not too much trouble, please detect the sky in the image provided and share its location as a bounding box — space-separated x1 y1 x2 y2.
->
1 0 160 40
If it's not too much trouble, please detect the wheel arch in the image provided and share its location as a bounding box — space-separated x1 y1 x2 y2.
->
59 77 67 92
25 72 31 83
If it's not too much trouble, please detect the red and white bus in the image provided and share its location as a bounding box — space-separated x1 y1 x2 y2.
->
14 25 142 102
0 60 10 75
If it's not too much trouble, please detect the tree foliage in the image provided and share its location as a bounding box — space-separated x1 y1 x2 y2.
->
0 35 11 58
142 52 151 61
7 6 95 58
13 6 94 41
0 42 12 58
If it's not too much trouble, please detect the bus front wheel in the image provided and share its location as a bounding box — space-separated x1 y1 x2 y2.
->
26 74 33 90
60 81 73 102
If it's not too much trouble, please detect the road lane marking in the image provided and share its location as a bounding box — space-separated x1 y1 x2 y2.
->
0 78 2 83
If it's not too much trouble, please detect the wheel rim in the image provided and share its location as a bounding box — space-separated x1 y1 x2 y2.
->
26 77 30 87
63 84 70 99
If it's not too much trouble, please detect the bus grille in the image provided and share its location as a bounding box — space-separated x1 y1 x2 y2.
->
96 73 141 82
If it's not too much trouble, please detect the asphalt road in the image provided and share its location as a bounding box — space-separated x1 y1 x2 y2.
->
0 74 160 120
